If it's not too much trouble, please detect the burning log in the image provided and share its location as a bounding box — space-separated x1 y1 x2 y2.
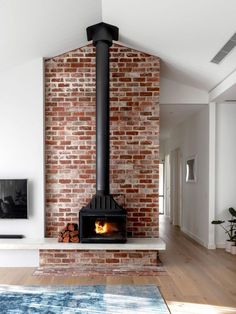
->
95 220 119 234
58 223 79 243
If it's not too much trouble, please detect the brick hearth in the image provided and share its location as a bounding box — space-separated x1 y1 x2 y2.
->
40 250 159 267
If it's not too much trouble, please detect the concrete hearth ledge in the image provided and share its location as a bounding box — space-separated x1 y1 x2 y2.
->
0 238 166 250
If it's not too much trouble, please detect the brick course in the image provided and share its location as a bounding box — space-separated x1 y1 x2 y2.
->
40 250 159 267
45 43 160 238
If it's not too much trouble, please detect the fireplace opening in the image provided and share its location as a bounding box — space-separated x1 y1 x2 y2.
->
80 212 126 243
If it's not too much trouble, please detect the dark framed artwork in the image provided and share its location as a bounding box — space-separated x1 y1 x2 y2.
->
0 179 28 219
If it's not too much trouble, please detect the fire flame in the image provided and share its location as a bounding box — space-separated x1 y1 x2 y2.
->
95 220 119 234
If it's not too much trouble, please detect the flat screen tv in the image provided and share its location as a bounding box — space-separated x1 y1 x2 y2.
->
0 179 28 219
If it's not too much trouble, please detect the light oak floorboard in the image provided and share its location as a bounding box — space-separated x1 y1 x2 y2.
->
0 216 235 314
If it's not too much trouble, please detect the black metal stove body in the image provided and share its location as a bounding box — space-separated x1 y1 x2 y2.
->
79 22 127 243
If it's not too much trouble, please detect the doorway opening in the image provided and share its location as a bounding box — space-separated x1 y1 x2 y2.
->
162 150 182 227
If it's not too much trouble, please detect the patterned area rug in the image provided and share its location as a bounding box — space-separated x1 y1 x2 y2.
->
33 265 167 276
0 285 170 313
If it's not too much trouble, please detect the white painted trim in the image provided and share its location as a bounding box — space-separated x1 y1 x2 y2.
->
179 152 183 230
42 58 46 237
181 227 208 248
208 102 216 249
209 69 236 102
207 243 216 250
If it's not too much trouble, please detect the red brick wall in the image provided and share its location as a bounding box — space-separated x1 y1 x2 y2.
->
40 250 159 267
45 43 160 238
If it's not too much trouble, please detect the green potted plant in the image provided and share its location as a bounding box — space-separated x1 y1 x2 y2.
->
211 207 236 253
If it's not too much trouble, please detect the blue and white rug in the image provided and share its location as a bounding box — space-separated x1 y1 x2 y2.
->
0 284 169 313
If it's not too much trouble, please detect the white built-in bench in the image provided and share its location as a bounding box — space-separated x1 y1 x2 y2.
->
0 238 166 267
0 237 166 250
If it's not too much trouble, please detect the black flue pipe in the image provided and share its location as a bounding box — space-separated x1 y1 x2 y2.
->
95 40 110 194
87 22 119 195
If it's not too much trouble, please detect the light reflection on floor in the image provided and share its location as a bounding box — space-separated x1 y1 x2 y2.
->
168 301 236 314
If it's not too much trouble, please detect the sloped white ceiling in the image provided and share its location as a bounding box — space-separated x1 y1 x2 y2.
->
0 0 102 71
0 0 236 92
102 0 236 91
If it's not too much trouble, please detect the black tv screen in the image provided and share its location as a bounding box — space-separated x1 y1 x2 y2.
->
0 179 28 219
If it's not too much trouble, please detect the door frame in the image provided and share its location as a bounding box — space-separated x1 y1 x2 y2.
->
170 148 182 227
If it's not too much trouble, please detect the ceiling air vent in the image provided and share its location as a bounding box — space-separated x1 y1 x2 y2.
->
211 33 236 64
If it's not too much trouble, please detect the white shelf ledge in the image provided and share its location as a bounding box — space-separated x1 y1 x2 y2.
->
0 237 166 251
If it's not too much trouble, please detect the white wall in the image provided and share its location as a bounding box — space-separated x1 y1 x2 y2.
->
164 106 210 247
160 78 209 105
215 102 236 247
0 250 39 267
0 58 44 243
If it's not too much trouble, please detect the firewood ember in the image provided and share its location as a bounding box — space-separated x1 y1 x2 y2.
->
58 223 80 243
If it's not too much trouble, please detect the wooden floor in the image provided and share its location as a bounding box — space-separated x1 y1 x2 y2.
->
0 215 235 314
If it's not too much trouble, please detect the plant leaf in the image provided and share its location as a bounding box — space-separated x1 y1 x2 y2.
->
228 219 236 223
229 207 236 217
211 220 225 224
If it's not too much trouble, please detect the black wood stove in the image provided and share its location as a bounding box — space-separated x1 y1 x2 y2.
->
79 22 127 243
